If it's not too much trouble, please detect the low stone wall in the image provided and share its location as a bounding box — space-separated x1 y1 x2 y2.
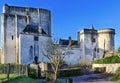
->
92 63 120 73
30 62 48 72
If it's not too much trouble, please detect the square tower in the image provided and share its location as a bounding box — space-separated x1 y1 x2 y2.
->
1 4 51 64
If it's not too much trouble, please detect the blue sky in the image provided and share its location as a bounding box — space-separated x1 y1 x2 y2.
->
0 0 120 50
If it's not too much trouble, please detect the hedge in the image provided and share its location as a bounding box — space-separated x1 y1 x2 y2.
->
92 55 120 64
45 68 81 78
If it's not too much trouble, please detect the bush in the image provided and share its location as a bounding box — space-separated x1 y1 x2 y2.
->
28 67 37 79
67 77 73 83
44 68 81 79
110 67 120 82
45 71 54 81
0 63 25 74
58 68 81 77
93 55 120 64
68 64 91 70
115 67 120 78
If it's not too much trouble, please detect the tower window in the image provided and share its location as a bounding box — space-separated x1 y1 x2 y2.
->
97 48 99 53
92 38 95 43
94 48 96 51
12 35 14 40
34 36 38 41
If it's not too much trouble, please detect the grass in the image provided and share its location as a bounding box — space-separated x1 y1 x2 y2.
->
0 73 20 78
0 73 20 83
110 77 120 83
45 80 64 83
0 74 64 83
2 76 40 83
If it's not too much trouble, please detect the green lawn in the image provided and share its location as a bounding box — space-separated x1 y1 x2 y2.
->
0 73 20 78
0 73 20 82
0 74 64 83
1 76 40 83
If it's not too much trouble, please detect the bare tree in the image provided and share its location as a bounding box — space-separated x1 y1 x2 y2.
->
43 40 71 81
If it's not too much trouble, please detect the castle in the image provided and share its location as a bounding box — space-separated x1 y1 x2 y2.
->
0 4 115 65
0 4 51 64
78 26 115 64
60 26 115 65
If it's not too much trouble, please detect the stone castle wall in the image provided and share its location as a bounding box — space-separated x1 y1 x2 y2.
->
3 4 51 35
79 28 115 64
1 4 51 64
92 63 120 73
19 34 50 64
1 14 27 63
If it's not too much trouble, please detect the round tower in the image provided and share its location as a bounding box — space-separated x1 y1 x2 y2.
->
98 28 115 52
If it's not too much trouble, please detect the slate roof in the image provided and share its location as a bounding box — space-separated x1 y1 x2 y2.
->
59 39 78 45
23 25 47 34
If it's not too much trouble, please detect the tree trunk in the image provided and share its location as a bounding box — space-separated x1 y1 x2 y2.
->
53 71 57 81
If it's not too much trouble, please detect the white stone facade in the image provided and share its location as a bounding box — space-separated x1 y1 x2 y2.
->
19 34 50 64
78 27 115 64
92 63 120 73
0 4 51 64
59 27 115 65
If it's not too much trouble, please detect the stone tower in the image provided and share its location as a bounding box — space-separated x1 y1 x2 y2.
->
0 4 51 64
78 26 115 64
98 28 115 58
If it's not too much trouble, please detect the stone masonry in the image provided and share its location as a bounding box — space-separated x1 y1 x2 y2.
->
78 26 115 64
0 4 51 64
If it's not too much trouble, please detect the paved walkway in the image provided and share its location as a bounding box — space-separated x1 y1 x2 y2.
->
38 73 117 83
72 74 117 83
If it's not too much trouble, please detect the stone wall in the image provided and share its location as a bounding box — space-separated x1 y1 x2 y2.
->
92 63 120 73
78 28 115 64
1 4 51 64
63 47 81 65
3 4 51 35
19 34 50 64
30 63 48 72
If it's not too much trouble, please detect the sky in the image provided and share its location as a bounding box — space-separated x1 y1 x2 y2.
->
0 0 120 50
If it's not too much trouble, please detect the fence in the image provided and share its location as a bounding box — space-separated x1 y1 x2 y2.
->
0 63 28 82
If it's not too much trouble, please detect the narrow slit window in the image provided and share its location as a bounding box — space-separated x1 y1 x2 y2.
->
12 35 14 40
92 38 95 43
97 48 99 53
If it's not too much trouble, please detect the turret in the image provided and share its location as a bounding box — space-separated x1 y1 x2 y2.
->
98 28 115 52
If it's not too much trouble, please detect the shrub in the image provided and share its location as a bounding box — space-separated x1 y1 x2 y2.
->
110 67 120 82
44 68 81 78
58 68 81 77
115 67 120 78
45 71 54 81
28 67 37 79
93 55 120 64
66 77 73 83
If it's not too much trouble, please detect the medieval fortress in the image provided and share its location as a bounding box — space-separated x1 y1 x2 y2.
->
78 26 115 64
0 4 51 64
0 4 115 65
